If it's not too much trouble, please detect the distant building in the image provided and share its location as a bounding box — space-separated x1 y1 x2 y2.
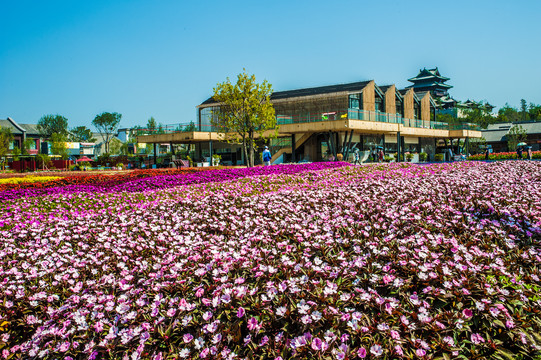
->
407 67 453 106
407 68 494 115
93 132 124 156
482 121 541 152
0 117 41 155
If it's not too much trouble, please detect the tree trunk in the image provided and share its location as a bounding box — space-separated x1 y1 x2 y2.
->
248 130 255 167
242 140 249 167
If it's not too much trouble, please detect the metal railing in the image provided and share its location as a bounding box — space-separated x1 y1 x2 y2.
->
133 112 480 137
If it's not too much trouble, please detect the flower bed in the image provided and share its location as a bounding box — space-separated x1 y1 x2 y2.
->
1 161 541 359
467 151 541 161
0 176 62 185
0 163 347 200
0 168 202 193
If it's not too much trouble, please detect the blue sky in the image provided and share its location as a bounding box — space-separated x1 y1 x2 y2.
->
1 0 540 129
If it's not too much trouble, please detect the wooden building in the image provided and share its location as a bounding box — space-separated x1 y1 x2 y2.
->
137 79 481 165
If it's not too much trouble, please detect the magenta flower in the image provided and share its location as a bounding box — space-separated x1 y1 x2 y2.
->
471 333 485 345
237 307 245 318
462 308 473 318
311 337 322 351
358 347 367 358
247 317 259 331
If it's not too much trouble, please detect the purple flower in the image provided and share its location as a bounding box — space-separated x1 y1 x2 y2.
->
237 307 245 318
358 347 367 358
247 317 259 331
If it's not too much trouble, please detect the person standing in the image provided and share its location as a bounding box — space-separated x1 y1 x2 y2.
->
485 148 490 161
262 146 271 166
353 149 360 165
517 146 523 160
378 149 384 162
527 146 533 160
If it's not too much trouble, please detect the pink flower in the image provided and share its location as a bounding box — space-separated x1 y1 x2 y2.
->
183 333 194 343
59 342 70 352
390 330 400 340
462 308 473 318
471 333 485 345
358 347 367 358
237 307 245 318
311 337 322 351
200 348 209 358
416 348 426 357
247 317 259 331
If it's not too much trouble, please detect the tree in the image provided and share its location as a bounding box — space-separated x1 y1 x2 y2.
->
462 108 497 129
520 99 529 121
507 124 527 151
211 70 277 167
498 104 520 123
92 112 121 154
50 133 69 160
69 126 96 143
0 127 13 169
21 138 35 155
468 137 487 155
108 138 123 155
146 117 157 134
528 103 541 121
37 114 69 137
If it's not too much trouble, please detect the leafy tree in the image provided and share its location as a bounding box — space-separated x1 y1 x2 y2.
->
528 103 541 121
183 121 197 132
50 133 69 160
146 117 157 133
436 113 459 124
11 147 21 161
21 138 35 155
0 127 13 169
69 126 96 143
37 114 69 137
92 112 121 154
211 69 277 167
108 138 123 155
468 137 487 155
462 108 497 129
507 124 527 151
520 99 529 121
498 104 520 123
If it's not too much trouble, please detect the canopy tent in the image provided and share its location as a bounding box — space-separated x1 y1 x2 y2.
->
76 156 94 162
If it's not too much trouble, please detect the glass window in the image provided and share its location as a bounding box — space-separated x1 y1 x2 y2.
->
349 94 360 109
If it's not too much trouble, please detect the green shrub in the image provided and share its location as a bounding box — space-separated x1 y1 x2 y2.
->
419 152 428 162
434 153 444 162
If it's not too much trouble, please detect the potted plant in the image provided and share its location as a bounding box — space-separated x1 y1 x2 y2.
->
419 152 428 162
212 154 221 166
434 153 444 162
405 152 414 162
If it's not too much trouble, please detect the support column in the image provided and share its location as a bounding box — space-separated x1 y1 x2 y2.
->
291 134 296 163
396 131 401 163
209 140 213 164
153 143 157 166
328 132 337 160
344 130 354 160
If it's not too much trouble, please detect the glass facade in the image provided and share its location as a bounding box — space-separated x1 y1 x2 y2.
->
348 94 361 109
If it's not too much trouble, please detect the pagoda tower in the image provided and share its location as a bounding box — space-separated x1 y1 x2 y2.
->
407 67 454 109
407 67 453 97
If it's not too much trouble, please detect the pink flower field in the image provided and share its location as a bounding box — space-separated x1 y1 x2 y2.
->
1 161 541 359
